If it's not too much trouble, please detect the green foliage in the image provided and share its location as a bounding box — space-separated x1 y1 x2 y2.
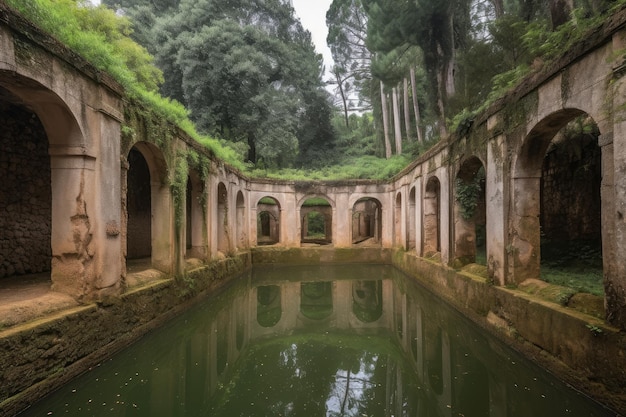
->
541 239 604 296
5 0 247 170
250 154 411 181
115 0 336 169
171 154 189 230
455 174 483 220
302 198 331 207
585 323 604 336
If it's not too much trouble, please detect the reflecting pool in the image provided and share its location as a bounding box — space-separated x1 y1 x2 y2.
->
19 264 614 417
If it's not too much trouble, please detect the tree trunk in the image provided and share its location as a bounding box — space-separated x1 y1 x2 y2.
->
392 86 402 155
247 131 256 164
380 81 392 159
491 0 504 18
410 67 423 144
335 68 350 128
550 0 573 29
403 78 412 142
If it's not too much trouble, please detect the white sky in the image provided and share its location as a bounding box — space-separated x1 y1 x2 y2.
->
290 0 334 76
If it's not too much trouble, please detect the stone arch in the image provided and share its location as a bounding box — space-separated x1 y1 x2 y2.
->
257 196 281 245
351 197 382 246
395 192 403 248
217 182 230 254
453 156 486 266
235 191 246 250
299 196 333 245
407 187 417 251
423 176 441 256
0 76 98 298
126 142 171 273
185 170 206 259
511 109 604 294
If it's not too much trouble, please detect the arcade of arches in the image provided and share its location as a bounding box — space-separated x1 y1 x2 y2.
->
1 3 626 413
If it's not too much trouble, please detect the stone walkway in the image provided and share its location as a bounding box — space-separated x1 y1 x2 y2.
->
0 273 78 330
0 259 197 331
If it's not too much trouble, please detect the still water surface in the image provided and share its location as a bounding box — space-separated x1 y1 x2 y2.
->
20 264 614 417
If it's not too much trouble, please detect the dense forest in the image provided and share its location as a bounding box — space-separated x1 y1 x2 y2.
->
5 0 623 178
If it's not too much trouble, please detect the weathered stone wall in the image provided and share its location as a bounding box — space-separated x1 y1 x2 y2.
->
0 100 51 279
541 132 602 241
391 250 626 412
0 253 250 417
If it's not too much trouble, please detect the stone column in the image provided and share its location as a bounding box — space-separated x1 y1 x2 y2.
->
49 150 97 300
487 130 507 285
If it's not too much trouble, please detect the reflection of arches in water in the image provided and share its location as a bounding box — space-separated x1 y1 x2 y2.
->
352 280 383 322
300 282 333 320
453 349 489 416
425 326 443 395
216 309 229 375
257 285 282 327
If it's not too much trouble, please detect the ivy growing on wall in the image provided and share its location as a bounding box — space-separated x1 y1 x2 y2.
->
455 169 484 220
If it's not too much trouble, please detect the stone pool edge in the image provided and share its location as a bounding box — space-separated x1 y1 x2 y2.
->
0 253 251 417
1 247 625 415
391 249 626 414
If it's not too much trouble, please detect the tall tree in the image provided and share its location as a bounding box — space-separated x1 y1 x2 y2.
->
379 81 392 158
326 0 373 111
106 0 336 169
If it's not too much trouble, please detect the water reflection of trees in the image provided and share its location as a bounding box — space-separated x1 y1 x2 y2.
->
22 266 613 417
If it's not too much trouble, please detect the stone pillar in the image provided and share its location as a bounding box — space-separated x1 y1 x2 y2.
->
508 176 541 284
49 151 97 300
151 179 173 272
487 132 507 285
413 178 423 256
334 192 351 247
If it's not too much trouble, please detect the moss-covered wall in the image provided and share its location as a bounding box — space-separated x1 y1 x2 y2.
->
0 253 250 417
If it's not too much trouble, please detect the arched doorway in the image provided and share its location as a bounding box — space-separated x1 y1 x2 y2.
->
0 88 51 281
423 177 441 257
454 157 486 266
300 197 332 245
235 191 246 250
217 182 230 254
395 192 403 248
257 197 280 245
185 170 206 259
126 142 171 273
513 111 603 298
407 187 417 251
127 148 151 260
351 197 382 246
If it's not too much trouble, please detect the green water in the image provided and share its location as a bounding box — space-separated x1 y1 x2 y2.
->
19 265 615 417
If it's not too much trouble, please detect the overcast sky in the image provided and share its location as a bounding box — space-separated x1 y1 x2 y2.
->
291 0 334 76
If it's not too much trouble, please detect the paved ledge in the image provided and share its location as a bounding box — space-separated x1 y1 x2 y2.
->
0 253 251 417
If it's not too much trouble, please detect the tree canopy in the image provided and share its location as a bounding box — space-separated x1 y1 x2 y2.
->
104 0 337 169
